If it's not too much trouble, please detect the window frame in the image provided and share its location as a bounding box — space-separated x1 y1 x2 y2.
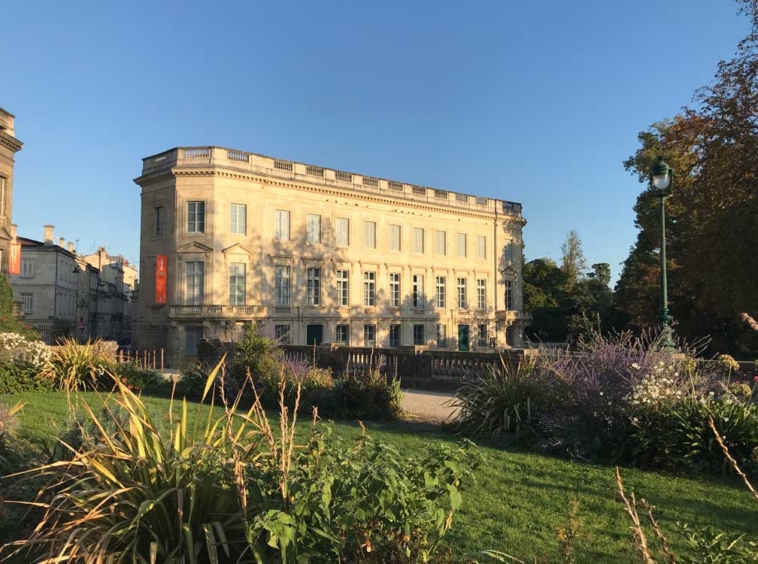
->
477 235 487 260
155 205 165 237
477 279 487 310
185 261 205 305
336 324 349 345
413 227 425 254
306 267 321 306
412 274 424 309
363 271 376 307
457 233 467 258
389 224 401 252
363 324 376 347
413 324 425 346
336 269 349 307
435 230 446 256
20 259 34 278
435 276 446 309
306 213 322 243
389 272 401 308
187 201 205 234
228 262 246 305
274 265 291 306
274 210 291 241
457 277 467 309
230 203 247 235
389 324 401 348
335 217 349 247
363 220 377 250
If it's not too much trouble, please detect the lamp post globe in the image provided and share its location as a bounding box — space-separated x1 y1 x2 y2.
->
650 156 675 350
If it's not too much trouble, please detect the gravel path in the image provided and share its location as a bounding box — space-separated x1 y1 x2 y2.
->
400 389 459 423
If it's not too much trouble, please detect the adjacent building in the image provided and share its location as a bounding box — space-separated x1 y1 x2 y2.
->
134 146 528 366
82 247 137 335
10 226 135 342
0 107 23 274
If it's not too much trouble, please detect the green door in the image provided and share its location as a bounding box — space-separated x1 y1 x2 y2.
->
306 324 323 346
458 324 470 351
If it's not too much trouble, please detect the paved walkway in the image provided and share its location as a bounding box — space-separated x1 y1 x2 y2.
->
400 389 459 423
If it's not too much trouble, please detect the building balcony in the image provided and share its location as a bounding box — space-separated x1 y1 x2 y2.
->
496 310 532 323
168 304 267 319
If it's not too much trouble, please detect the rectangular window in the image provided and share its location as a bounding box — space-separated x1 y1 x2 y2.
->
457 233 467 258
389 324 401 348
413 228 425 253
275 324 291 344
435 276 446 308
436 230 446 256
306 213 321 243
363 221 377 249
364 324 376 347
230 203 247 235
155 206 165 236
505 241 515 262
457 277 467 309
274 210 290 241
412 274 424 309
477 235 487 260
306 267 321 306
21 259 34 278
21 293 32 315
186 261 204 305
187 201 205 233
229 263 246 305
185 326 203 356
274 265 290 305
0 177 5 217
363 271 376 306
389 273 400 307
478 324 488 347
336 217 349 247
413 324 425 346
437 324 447 348
477 279 487 310
389 224 401 252
336 324 349 345
506 280 514 310
336 269 349 306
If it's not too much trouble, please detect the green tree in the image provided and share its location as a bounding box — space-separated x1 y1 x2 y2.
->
560 230 587 288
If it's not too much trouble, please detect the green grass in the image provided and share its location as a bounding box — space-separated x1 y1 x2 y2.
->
3 391 758 563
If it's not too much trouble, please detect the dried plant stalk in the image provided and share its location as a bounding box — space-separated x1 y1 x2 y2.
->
640 500 676 564
615 468 656 564
741 313 758 333
708 416 758 505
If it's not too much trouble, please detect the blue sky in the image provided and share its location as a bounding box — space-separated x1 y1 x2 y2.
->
3 0 749 282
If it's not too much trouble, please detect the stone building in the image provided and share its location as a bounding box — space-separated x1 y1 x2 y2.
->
82 247 137 334
0 107 23 274
134 146 528 366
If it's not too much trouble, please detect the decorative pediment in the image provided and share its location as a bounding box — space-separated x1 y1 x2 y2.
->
176 241 213 254
221 243 254 255
0 227 12 241
501 265 519 279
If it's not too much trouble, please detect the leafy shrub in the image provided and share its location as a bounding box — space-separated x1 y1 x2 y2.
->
1 362 478 564
37 337 116 391
114 360 172 396
0 402 23 475
331 369 403 421
0 361 52 394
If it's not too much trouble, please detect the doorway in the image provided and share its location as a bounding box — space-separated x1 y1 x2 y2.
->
457 324 470 352
306 324 323 346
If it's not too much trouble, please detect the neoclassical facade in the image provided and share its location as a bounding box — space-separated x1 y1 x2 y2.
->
134 147 528 366
0 108 23 274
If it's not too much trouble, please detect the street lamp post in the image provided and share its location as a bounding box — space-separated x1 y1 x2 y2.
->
649 157 675 350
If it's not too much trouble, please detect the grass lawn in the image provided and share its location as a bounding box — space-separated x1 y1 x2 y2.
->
3 391 758 563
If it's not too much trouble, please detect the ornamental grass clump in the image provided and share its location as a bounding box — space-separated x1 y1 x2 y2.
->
36 337 116 392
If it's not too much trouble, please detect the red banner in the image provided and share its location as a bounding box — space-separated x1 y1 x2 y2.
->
8 242 21 275
155 255 167 304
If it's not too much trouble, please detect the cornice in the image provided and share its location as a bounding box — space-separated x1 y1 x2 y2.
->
137 167 517 222
0 132 23 154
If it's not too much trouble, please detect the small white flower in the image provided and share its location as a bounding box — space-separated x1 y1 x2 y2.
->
599 391 604 396
709 391 715 396
724 417 730 422
633 417 639 423
631 363 640 370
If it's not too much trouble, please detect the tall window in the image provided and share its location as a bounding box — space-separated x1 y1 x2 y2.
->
435 230 446 256
506 280 514 310
436 324 447 348
363 271 376 306
336 217 349 247
477 235 487 259
505 241 516 263
336 325 349 345
478 324 488 347
187 202 205 233
435 276 446 308
457 277 467 309
20 293 32 315
229 263 246 305
274 265 290 305
389 273 400 307
413 228 425 253
389 324 401 347
477 279 487 310
306 213 321 243
0 177 5 217
274 210 290 240
186 261 204 305
363 221 377 249
389 224 401 252
364 324 376 347
412 274 424 309
21 259 34 278
457 233 467 258
155 206 165 236
275 324 291 344
230 204 246 234
413 324 425 346
307 267 321 306
185 326 204 356
336 269 349 306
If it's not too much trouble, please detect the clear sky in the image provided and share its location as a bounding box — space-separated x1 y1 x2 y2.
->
3 0 749 281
